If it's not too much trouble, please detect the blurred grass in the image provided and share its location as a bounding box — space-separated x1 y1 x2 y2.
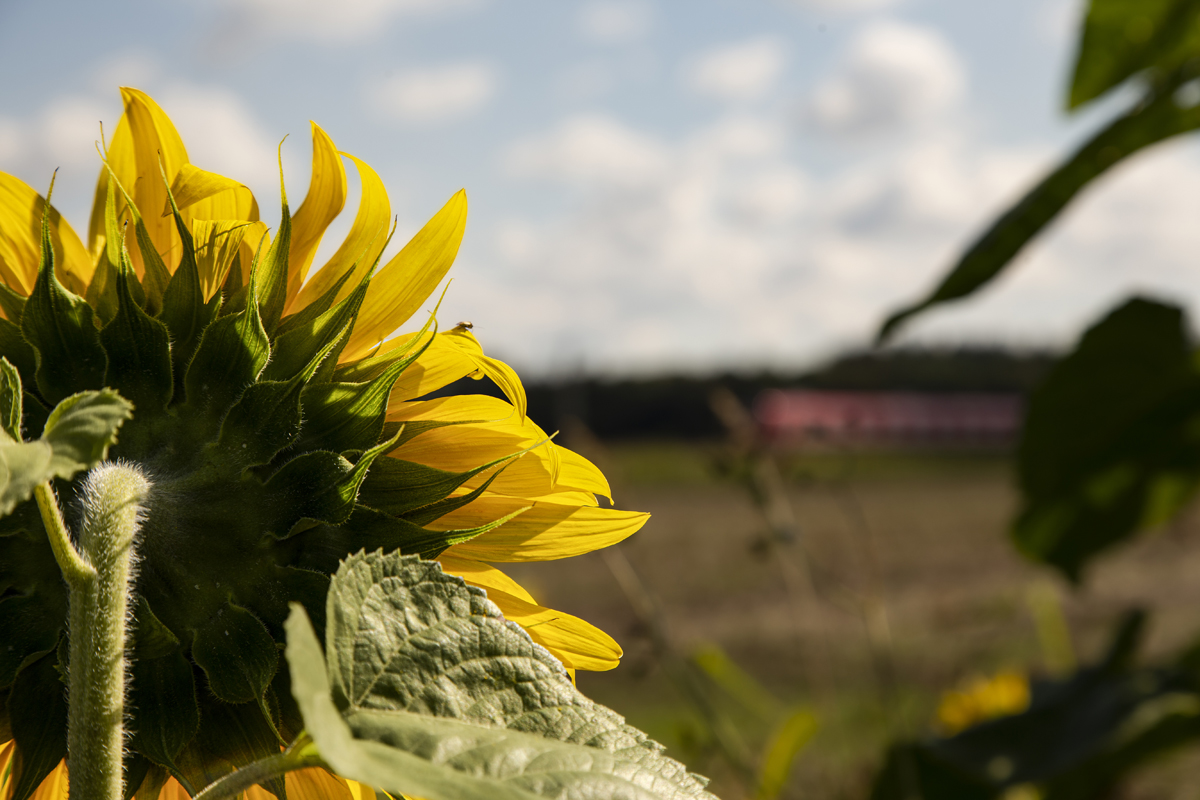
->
505 440 1200 799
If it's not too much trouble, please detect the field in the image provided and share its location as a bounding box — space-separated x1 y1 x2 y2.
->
503 440 1200 799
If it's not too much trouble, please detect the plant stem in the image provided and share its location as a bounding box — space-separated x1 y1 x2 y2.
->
34 483 94 585
66 463 151 800
191 746 325 800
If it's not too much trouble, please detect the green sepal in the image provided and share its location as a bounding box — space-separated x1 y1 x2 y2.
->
7 650 67 800
99 249 173 415
98 159 172 315
399 467 506 527
122 755 152 800
292 357 410 455
0 318 38 392
0 359 23 441
263 279 367 383
267 429 401 529
274 264 358 339
132 597 182 660
0 283 27 323
21 208 107 404
87 175 146 325
255 181 291 337
357 450 520 518
130 647 200 773
182 280 270 415
212 322 350 470
191 600 279 705
158 185 220 400
0 593 61 688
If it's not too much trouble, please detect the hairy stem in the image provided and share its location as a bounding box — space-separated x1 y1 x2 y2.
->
67 463 151 800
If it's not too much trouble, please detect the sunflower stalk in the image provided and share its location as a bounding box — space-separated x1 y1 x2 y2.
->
38 465 150 800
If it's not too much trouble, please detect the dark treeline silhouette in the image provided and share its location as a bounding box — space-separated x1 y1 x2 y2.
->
427 347 1058 440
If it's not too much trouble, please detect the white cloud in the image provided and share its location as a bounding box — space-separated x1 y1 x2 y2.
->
372 63 498 125
808 20 965 137
579 1 653 44
211 0 481 43
505 115 670 188
40 97 110 168
789 0 901 11
686 38 787 102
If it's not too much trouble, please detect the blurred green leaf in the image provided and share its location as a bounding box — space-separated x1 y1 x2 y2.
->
1013 298 1200 580
878 93 1200 341
1070 0 1200 109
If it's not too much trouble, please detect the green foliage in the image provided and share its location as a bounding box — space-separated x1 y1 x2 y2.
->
284 550 717 800
1013 298 1200 579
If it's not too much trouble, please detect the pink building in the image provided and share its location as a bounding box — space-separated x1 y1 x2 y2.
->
754 389 1023 446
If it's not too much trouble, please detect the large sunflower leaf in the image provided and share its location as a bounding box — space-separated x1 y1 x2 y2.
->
284 550 716 800
1014 297 1200 580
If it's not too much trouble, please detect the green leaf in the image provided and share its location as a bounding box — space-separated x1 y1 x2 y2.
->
878 89 1200 342
21 211 107 404
7 650 68 800
284 551 716 800
1070 0 1200 109
42 388 134 482
0 358 23 442
0 441 53 516
191 600 278 704
1013 298 1200 579
99 252 173 415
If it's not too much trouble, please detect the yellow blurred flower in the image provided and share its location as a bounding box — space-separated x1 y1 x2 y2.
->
935 670 1031 735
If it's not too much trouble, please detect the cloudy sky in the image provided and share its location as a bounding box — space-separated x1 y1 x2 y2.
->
2 0 1199 376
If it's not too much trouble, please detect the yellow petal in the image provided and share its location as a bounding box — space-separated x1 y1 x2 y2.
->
0 172 93 297
285 767 356 800
438 556 622 671
440 327 528 420
387 395 559 498
293 152 391 314
439 498 648 561
157 778 192 799
286 123 348 310
381 331 477 401
29 759 68 799
554 445 612 501
192 219 250 301
341 190 466 361
169 163 258 220
108 87 191 274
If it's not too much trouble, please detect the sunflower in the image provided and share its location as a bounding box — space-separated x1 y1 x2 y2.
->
0 87 647 799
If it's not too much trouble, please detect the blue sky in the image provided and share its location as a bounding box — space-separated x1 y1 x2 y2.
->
3 0 1199 376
